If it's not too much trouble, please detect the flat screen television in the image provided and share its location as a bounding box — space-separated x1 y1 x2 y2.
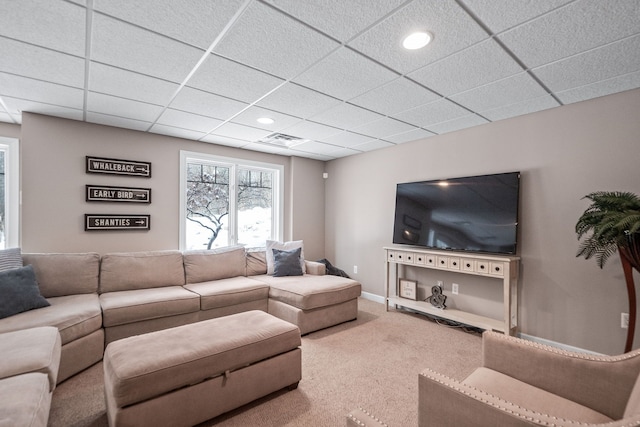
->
392 172 520 255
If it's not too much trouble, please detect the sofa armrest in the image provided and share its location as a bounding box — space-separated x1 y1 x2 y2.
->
346 408 388 427
305 260 326 275
419 368 636 427
482 331 640 419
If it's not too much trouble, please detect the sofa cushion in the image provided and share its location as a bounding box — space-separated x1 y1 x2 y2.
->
183 246 246 284
261 274 361 310
266 240 305 275
0 294 102 345
246 249 267 276
185 276 269 310
463 367 613 424
0 326 61 391
0 373 52 427
624 371 640 418
0 265 50 319
0 247 22 272
273 248 303 277
100 286 200 327
22 252 100 297
103 310 301 408
100 251 185 293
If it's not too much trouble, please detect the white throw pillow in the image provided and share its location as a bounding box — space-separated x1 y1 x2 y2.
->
265 240 305 275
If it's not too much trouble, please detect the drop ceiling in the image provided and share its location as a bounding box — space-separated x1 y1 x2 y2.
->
1 0 639 161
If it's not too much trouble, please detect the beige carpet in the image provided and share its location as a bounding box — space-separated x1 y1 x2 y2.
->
48 298 483 427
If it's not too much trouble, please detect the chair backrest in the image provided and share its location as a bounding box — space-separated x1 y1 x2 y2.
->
624 367 640 418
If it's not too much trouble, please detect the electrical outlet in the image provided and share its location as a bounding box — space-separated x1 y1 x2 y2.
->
436 280 443 287
353 265 358 274
622 312 630 329
452 283 459 295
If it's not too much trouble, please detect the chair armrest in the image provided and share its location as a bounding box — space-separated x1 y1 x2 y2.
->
305 260 326 275
346 408 388 427
419 369 640 427
482 331 640 419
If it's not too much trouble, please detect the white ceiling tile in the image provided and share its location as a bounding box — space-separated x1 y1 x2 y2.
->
555 71 640 105
499 0 640 68
149 124 207 140
89 63 179 106
450 73 548 112
353 139 395 152
348 0 488 74
0 38 85 88
326 147 362 158
268 0 405 42
533 34 640 92
408 39 523 96
256 83 342 119
242 142 292 155
462 0 572 33
309 103 383 129
426 114 488 134
91 14 204 83
350 77 440 116
320 131 374 148
279 121 342 141
210 123 271 141
0 74 84 110
293 47 399 101
93 0 245 49
384 128 435 144
3 97 83 121
213 1 340 79
229 107 301 131
391 98 470 127
86 112 152 132
0 0 86 56
87 92 163 122
353 117 417 138
200 134 248 148
187 54 285 103
290 140 342 155
0 113 15 124
156 109 224 133
170 87 248 120
480 95 560 121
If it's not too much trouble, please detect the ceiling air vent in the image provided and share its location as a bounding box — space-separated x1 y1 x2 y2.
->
257 132 308 148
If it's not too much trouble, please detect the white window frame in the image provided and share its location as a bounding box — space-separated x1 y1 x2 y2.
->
0 137 20 248
179 150 284 250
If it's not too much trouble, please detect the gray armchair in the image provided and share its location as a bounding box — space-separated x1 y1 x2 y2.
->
419 331 640 426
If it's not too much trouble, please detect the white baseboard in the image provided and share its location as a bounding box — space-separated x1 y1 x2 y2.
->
359 292 601 355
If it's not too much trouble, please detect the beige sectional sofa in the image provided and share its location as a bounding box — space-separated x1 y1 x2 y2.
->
0 246 361 385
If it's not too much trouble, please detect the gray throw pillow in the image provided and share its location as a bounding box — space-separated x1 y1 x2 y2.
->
272 247 303 277
0 247 22 272
0 265 50 319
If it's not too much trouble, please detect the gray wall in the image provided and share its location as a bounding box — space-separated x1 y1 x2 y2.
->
324 88 640 355
17 113 326 259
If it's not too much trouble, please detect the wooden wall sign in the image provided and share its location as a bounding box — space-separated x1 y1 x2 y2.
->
86 185 151 203
85 214 150 231
86 156 151 178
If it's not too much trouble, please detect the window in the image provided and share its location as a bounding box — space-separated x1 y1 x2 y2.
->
0 137 19 249
180 151 283 250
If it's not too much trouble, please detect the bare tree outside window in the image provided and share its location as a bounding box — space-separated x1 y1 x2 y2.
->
185 162 274 250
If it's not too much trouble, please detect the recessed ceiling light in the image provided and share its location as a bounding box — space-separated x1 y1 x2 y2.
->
257 117 274 125
402 31 433 50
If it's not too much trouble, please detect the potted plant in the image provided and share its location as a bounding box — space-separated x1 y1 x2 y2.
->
576 191 640 352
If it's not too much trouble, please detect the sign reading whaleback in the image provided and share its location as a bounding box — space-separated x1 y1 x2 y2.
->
86 156 151 178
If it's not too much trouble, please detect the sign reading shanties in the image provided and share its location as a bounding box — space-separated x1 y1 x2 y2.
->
86 156 151 178
85 215 150 231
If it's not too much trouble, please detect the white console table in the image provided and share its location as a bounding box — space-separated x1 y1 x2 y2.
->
384 246 520 335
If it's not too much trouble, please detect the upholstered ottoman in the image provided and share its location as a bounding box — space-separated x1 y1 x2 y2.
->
103 310 301 427
261 274 362 334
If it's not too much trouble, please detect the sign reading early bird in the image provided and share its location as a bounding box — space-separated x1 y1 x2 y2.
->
86 185 151 203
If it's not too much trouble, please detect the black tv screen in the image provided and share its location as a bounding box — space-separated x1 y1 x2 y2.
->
392 172 520 255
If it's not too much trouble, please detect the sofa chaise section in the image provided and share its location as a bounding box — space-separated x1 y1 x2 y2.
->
99 251 200 345
0 253 103 383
